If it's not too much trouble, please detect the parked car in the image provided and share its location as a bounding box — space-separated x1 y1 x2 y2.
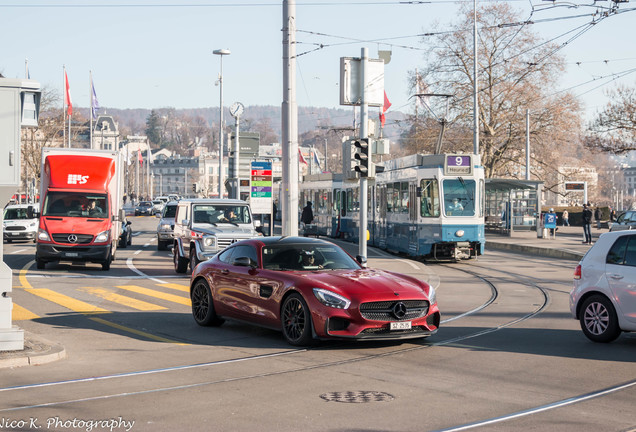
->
135 201 153 216
172 199 261 273
3 203 39 243
190 236 440 346
156 201 178 250
609 210 636 232
119 219 132 248
570 230 636 342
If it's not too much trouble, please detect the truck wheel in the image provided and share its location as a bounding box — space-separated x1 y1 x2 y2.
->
119 236 127 248
174 246 188 273
36 259 46 270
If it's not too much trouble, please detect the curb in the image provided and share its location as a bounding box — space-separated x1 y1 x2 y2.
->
485 241 584 262
0 333 66 369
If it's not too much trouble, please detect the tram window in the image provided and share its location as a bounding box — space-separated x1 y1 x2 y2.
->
392 183 400 213
443 178 476 216
420 179 440 217
401 182 409 213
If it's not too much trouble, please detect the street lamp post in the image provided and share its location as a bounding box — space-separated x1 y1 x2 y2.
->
213 48 231 199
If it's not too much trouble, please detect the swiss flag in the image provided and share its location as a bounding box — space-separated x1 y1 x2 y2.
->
64 70 73 116
138 148 143 166
299 148 308 165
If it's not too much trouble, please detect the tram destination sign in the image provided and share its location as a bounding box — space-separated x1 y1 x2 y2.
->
444 154 473 175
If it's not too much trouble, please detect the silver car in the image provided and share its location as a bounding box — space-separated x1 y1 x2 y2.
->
570 230 636 342
609 210 636 232
156 202 178 250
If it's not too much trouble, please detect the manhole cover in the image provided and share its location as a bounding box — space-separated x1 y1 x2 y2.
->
320 391 395 403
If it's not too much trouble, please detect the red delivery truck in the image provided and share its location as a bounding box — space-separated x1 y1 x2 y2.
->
35 148 124 270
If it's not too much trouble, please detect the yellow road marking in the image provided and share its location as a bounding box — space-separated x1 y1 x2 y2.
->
79 287 167 311
24 288 110 314
12 303 39 320
88 316 188 345
117 285 191 306
158 282 189 293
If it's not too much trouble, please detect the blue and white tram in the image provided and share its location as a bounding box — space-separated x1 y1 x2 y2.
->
299 153 485 260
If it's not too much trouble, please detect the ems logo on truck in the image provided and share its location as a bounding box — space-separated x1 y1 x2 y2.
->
67 174 89 185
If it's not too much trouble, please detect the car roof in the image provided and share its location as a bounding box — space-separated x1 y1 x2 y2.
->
254 236 338 247
5 203 39 209
179 198 247 205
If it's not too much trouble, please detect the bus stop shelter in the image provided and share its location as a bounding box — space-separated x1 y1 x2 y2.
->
485 179 543 236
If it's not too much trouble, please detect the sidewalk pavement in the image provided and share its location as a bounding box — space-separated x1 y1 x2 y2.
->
485 224 606 262
1 223 607 369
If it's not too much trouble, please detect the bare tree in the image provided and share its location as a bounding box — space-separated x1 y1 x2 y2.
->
408 3 582 181
587 84 636 154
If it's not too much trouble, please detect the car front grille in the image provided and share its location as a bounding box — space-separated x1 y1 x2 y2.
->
217 237 251 249
359 300 429 321
51 234 94 244
5 226 26 231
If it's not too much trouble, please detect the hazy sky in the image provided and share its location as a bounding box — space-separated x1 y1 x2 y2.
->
2 0 635 122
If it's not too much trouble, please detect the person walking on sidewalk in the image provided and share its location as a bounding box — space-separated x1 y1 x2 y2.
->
562 209 570 226
582 203 593 244
545 208 558 239
594 206 602 229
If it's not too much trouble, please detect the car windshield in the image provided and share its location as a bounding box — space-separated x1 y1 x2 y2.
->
261 243 360 271
4 208 33 220
138 202 152 207
42 192 108 218
192 204 251 224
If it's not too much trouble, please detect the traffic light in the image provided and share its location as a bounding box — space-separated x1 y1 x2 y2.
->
192 183 198 193
353 138 373 177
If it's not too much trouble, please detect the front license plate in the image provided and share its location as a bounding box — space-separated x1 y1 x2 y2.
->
65 252 79 257
12 232 20 235
390 321 412 330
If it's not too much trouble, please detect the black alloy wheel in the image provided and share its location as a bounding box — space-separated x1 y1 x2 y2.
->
191 279 224 326
281 293 313 346
580 295 621 343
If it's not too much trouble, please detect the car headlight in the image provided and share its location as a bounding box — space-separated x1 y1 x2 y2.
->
160 224 171 230
428 286 437 305
313 288 351 309
37 229 50 241
202 236 216 249
94 230 109 243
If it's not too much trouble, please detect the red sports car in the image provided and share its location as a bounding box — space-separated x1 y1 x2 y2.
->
190 236 440 346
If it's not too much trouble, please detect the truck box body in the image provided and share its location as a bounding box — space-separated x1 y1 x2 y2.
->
36 148 124 270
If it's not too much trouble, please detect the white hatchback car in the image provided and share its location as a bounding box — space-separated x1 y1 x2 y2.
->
570 230 636 342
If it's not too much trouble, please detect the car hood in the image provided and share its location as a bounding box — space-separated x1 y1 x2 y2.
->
192 223 255 236
292 268 429 298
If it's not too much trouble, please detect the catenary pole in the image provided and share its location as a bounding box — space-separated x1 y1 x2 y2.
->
282 0 299 236
359 47 368 262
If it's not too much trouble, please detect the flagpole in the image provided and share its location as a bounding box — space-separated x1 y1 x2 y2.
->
90 71 93 149
63 66 66 147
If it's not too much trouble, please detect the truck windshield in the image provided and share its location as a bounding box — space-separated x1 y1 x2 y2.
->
43 192 108 218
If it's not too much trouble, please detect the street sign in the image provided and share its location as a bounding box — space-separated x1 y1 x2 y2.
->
250 161 272 214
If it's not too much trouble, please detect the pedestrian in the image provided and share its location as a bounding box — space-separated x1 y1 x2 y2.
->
562 209 570 226
610 208 616 222
273 201 278 221
544 208 558 239
582 203 593 244
594 206 602 229
301 201 314 225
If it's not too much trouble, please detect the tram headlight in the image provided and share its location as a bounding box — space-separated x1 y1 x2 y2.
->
455 229 465 238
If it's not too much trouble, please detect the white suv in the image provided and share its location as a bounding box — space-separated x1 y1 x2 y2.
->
156 201 178 250
172 199 261 273
571 230 636 342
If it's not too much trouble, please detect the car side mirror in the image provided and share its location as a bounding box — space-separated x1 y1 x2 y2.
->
182 219 189 226
232 256 256 268
156 212 162 218
126 221 132 226
356 255 368 267
254 220 262 228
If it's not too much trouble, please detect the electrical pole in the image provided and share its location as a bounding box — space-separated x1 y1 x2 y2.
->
359 47 369 262
282 0 299 236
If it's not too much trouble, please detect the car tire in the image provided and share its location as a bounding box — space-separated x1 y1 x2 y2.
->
157 240 166 251
190 248 201 272
36 259 45 270
119 236 127 248
191 278 224 326
174 245 188 273
281 293 314 346
580 295 621 343
127 234 132 246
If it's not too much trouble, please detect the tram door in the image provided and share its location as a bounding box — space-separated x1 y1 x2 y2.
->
377 184 387 248
408 182 418 254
